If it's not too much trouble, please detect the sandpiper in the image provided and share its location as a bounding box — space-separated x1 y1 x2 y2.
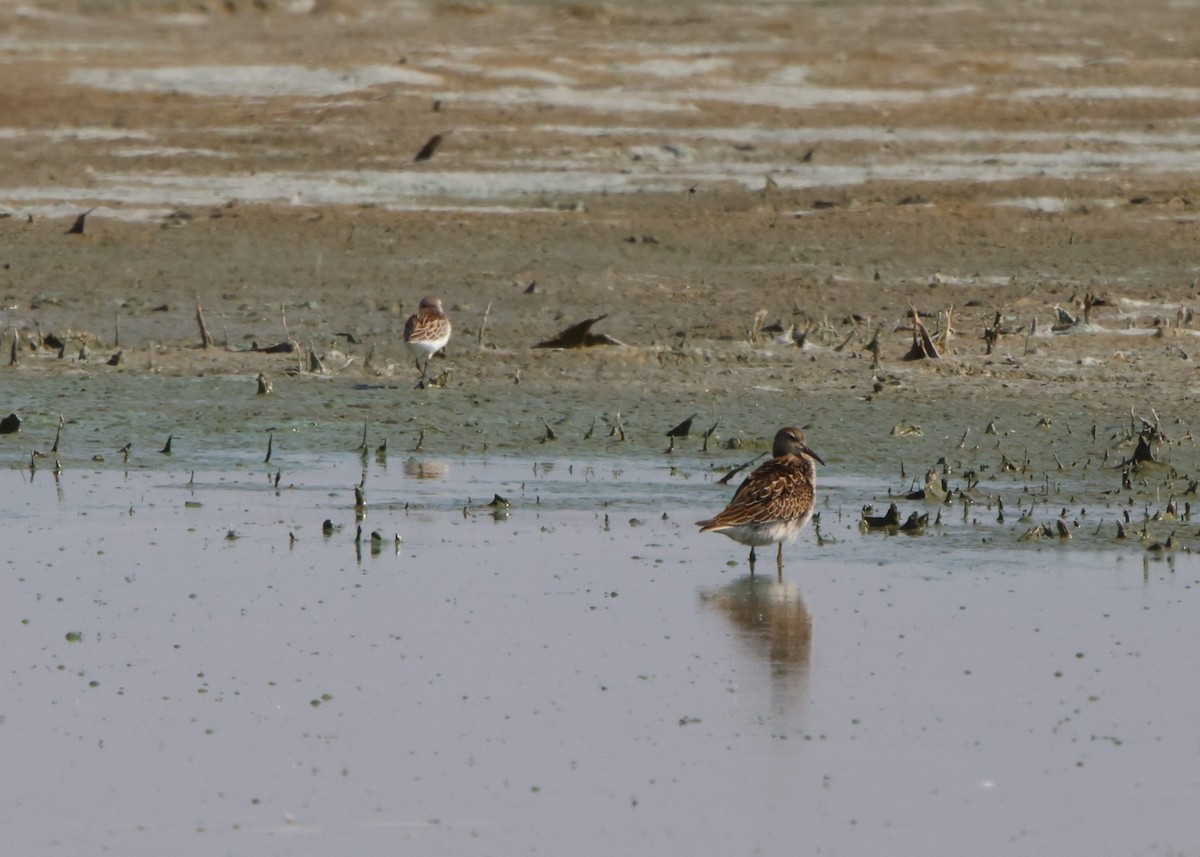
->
403 295 451 387
697 426 823 575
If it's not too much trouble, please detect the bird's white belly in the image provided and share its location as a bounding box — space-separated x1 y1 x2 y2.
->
718 511 811 547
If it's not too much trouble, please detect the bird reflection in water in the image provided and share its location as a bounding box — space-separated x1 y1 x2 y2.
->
700 575 813 709
403 458 450 481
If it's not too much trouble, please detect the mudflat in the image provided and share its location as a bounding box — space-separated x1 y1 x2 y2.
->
1 0 1198 473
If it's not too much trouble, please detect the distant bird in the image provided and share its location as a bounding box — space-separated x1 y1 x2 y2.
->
403 295 452 387
697 427 823 575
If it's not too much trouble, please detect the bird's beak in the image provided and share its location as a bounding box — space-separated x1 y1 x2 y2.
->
805 447 825 466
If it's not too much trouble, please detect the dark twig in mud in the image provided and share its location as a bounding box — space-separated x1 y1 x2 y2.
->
665 414 696 453
264 431 273 464
983 311 1000 354
934 305 955 351
717 451 767 486
667 414 696 438
195 299 214 349
606 411 627 442
413 133 444 162
478 302 491 349
902 305 941 361
8 329 17 367
832 325 857 352
535 315 625 348
307 344 327 374
65 208 92 235
540 417 557 442
251 341 295 354
51 415 63 452
702 419 720 453
413 429 425 452
160 434 172 455
866 323 882 369
357 422 369 451
120 442 131 464
749 308 768 343
115 313 120 348
354 483 366 518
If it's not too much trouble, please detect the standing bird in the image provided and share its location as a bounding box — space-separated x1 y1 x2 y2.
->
403 295 452 387
697 426 823 575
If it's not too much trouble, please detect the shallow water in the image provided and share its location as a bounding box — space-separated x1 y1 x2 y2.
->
2 455 1197 855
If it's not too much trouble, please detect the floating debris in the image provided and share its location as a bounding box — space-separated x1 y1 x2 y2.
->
422 368 452 389
1051 305 1078 331
899 511 928 534
891 421 923 437
905 468 946 502
0 413 21 434
860 503 901 530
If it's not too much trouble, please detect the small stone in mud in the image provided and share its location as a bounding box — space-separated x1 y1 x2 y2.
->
0 413 21 434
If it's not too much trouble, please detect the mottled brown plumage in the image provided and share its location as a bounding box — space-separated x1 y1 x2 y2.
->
697 427 823 574
404 295 451 386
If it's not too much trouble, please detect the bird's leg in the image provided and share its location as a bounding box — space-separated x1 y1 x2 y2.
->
776 543 784 580
748 546 757 575
415 357 430 389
